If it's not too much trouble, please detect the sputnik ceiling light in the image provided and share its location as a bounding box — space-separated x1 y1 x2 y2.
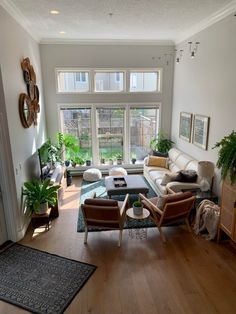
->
188 41 200 58
175 49 183 64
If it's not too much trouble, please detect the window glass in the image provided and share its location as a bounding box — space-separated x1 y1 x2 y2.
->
57 71 89 92
130 108 159 162
60 108 92 164
95 72 124 92
129 72 159 92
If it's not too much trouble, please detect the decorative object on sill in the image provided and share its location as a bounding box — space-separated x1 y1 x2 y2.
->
175 49 184 64
179 112 192 142
198 161 215 192
0 243 96 314
188 41 200 59
131 153 137 164
192 114 210 150
116 153 123 165
19 57 40 127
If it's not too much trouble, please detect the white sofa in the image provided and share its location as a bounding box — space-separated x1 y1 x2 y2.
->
144 148 206 195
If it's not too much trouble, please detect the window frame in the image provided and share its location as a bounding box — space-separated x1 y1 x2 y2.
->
55 68 162 94
129 69 161 93
55 68 91 94
94 69 126 93
58 102 161 166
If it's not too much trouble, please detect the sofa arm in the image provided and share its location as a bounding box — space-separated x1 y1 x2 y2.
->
144 156 149 166
166 181 201 193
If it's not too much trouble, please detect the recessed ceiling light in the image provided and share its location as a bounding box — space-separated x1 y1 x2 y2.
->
50 10 59 15
59 31 66 34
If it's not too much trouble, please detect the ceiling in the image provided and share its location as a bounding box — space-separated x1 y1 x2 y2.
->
2 0 236 43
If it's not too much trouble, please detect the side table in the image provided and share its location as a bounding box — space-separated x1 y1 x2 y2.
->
126 207 150 239
31 207 52 231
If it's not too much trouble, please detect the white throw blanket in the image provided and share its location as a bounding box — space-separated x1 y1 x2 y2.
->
193 199 220 240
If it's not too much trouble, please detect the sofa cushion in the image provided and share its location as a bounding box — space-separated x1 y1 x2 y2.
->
178 170 198 183
161 172 181 186
149 170 166 182
147 156 168 168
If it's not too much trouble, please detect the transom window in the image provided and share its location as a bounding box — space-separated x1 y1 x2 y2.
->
57 70 89 93
56 68 161 93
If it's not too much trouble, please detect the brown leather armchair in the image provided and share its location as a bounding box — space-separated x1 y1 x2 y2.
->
139 192 196 243
81 193 129 247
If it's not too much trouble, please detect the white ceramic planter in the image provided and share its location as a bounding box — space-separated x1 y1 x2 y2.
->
133 205 143 216
38 202 48 214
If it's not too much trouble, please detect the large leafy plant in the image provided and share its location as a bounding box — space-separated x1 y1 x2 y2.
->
213 130 236 184
150 132 174 153
23 179 60 213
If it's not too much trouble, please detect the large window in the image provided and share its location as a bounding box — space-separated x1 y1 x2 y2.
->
59 104 159 166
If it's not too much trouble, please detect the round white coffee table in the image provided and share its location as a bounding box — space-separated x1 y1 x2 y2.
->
126 207 150 240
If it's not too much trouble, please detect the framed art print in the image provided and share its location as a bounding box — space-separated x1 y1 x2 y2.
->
179 112 192 142
192 114 210 150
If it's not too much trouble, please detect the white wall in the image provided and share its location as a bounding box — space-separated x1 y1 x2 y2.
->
40 44 174 139
171 14 236 194
0 6 47 240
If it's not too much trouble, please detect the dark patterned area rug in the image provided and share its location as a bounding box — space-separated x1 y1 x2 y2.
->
77 176 158 232
0 243 96 314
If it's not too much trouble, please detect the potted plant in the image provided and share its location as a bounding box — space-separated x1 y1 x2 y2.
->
23 179 60 215
213 131 236 243
116 153 123 165
213 130 236 184
131 153 137 164
150 132 174 157
133 201 143 216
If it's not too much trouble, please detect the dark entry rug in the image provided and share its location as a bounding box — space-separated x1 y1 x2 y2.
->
0 243 97 314
77 176 158 232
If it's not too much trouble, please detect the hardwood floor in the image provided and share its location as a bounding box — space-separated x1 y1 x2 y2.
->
1 176 236 314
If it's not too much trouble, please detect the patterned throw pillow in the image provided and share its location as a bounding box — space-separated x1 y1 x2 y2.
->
147 156 168 168
161 172 181 185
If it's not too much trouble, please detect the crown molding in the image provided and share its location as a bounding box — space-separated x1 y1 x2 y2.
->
39 38 175 46
0 0 39 42
175 0 236 44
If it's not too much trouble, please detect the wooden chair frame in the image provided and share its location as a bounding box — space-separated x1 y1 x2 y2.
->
81 192 129 247
139 193 196 243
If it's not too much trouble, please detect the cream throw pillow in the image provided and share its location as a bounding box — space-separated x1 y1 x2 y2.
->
161 172 180 186
148 156 168 168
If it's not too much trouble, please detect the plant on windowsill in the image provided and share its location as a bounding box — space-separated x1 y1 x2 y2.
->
23 179 60 215
131 153 137 164
150 132 174 157
116 153 123 165
213 130 236 184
